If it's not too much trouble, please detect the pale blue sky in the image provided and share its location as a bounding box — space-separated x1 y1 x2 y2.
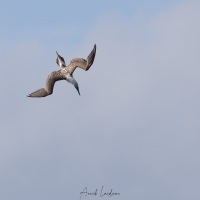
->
0 0 200 200
1 0 181 45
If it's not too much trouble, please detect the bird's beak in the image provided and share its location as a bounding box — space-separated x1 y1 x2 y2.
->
75 85 80 95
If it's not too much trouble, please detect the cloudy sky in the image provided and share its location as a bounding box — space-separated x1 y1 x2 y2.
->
0 0 200 199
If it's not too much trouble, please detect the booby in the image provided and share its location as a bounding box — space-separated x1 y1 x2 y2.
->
27 44 96 97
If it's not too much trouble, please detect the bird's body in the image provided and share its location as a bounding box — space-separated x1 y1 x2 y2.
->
27 44 96 97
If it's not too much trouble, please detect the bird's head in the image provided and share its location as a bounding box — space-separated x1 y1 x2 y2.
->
67 74 81 96
70 78 80 95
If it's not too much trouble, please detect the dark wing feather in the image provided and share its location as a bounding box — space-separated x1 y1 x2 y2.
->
27 88 48 97
67 44 96 75
45 70 66 93
56 51 66 67
27 70 66 97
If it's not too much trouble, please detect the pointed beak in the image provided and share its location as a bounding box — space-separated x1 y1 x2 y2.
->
75 85 80 95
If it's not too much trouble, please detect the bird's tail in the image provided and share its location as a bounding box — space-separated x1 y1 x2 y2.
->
27 88 49 98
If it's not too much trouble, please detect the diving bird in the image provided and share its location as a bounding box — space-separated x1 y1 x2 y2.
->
27 44 96 97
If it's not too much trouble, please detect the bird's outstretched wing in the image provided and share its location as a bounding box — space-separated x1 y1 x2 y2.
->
27 70 66 97
56 51 66 68
27 88 49 97
67 44 96 75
